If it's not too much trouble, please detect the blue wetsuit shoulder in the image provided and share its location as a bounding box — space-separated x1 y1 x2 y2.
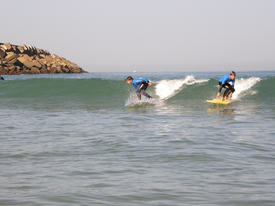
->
219 74 234 86
132 78 149 91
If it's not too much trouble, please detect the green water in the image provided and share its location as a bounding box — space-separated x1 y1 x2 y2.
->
0 71 275 206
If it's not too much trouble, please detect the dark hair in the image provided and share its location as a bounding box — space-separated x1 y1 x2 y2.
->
125 76 133 81
230 71 236 76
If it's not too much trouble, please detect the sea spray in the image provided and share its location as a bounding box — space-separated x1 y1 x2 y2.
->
155 75 208 100
232 77 261 99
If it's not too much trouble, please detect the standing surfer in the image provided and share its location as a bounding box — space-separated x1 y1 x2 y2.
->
216 71 236 101
125 76 153 101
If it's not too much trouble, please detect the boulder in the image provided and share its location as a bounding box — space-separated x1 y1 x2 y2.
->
18 46 24 53
32 60 42 68
55 66 62 73
0 45 7 51
40 65 48 74
17 55 36 69
7 58 18 64
8 65 16 74
17 54 32 63
0 66 9 74
4 52 18 62
12 45 17 52
3 43 12 51
30 67 40 74
61 67 70 73
0 49 6 58
22 60 34 69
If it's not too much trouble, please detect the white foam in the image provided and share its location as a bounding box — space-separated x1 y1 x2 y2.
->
155 75 208 100
232 77 261 99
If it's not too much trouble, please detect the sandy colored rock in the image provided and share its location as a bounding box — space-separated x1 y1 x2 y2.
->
0 49 6 58
30 67 40 74
17 54 32 64
4 43 12 51
5 52 18 62
32 60 42 68
18 46 24 53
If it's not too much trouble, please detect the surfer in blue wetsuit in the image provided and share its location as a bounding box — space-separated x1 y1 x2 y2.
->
216 71 236 101
125 76 153 101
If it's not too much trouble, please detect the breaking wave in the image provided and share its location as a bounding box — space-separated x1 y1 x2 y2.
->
0 74 272 110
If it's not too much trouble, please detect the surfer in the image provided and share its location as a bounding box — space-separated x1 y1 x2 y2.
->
216 71 236 101
125 76 153 101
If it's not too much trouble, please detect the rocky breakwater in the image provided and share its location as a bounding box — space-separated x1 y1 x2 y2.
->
0 42 86 75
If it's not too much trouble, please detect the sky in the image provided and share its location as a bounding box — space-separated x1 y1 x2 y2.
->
1 0 275 72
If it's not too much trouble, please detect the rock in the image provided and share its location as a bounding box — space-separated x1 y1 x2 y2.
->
0 45 7 51
22 60 34 69
8 65 16 74
17 54 32 64
23 45 28 51
30 67 40 74
40 65 48 74
4 43 12 51
0 66 9 74
0 42 86 75
0 49 6 58
7 58 18 64
4 52 18 62
17 55 36 68
32 60 42 68
18 46 24 53
61 67 70 73
12 45 17 52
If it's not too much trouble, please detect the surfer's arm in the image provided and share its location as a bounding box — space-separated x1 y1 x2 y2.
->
137 80 147 91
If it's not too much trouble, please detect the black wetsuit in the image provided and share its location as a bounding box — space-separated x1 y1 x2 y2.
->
218 74 235 98
136 81 152 100
218 82 235 98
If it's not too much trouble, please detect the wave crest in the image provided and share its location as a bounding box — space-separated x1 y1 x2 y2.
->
232 77 261 99
155 75 209 100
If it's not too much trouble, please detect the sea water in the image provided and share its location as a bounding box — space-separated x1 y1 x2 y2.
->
0 71 275 206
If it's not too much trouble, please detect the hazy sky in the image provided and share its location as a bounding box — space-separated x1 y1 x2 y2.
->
1 0 275 72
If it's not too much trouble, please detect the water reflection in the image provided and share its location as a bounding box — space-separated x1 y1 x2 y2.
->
207 105 235 120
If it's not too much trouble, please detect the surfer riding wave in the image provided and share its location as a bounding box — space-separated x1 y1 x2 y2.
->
125 76 153 101
216 71 236 101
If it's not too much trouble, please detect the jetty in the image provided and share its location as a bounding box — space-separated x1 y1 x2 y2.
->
0 42 86 75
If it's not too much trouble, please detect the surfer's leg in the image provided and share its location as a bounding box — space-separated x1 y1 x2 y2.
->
223 88 231 100
136 91 141 100
216 82 223 98
223 83 234 100
227 86 235 99
139 83 152 99
141 89 152 99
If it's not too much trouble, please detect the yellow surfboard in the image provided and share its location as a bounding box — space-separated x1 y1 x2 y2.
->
206 99 231 105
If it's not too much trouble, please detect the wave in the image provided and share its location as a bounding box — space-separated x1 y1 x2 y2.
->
155 75 209 100
0 75 273 110
157 76 263 102
232 77 261 100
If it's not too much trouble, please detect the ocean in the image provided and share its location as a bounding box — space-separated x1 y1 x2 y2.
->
0 71 275 206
